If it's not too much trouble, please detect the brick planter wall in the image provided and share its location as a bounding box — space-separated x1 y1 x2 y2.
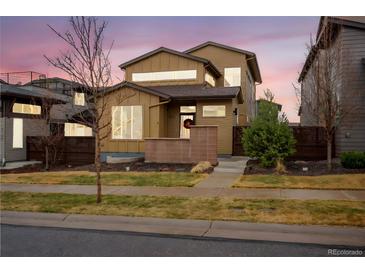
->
145 125 218 165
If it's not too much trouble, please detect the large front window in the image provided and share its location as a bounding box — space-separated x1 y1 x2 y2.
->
112 106 143 139
224 67 241 87
202 105 226 117
12 103 41 115
64 123 92 136
132 70 197 82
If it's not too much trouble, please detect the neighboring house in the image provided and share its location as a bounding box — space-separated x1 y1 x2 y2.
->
298 16 365 154
29 77 93 137
98 42 262 159
0 83 66 164
255 99 282 117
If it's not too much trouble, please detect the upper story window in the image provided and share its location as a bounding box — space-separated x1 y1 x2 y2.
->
204 72 216 87
224 67 241 87
202 105 226 117
12 103 41 115
132 70 197 82
112 105 143 140
74 92 85 106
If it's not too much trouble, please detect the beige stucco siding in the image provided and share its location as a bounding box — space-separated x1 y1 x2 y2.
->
99 86 163 153
124 52 206 86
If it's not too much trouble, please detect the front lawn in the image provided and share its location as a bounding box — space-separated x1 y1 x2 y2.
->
233 174 365 190
0 171 206 187
1 191 365 227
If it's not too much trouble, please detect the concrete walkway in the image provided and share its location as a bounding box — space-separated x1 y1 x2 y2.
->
196 156 248 188
2 211 365 247
2 183 365 201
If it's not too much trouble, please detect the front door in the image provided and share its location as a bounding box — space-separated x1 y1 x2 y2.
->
180 114 194 138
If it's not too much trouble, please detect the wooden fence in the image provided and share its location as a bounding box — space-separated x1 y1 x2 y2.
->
27 136 95 166
232 126 335 160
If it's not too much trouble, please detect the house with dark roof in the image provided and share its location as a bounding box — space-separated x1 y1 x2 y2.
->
98 42 262 158
298 16 365 155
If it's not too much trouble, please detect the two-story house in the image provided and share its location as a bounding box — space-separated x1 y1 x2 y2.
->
299 16 365 155
98 41 261 160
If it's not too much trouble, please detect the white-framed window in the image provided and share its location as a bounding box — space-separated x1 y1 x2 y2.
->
74 92 85 106
12 118 23 148
132 70 197 82
12 103 41 115
112 105 143 139
180 106 196 113
224 67 241 87
64 123 92 136
202 105 226 117
204 72 216 87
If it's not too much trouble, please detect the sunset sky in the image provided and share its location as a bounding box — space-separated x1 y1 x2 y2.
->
0 16 319 122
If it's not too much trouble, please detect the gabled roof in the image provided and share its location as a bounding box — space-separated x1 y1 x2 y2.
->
101 81 170 99
299 16 365 82
118 47 221 78
184 41 262 83
0 83 67 104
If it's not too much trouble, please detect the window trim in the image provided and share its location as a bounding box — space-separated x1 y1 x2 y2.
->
202 105 226 118
111 105 143 140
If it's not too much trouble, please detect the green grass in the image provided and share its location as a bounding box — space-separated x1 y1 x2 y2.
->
233 174 365 190
1 191 365 227
0 171 206 187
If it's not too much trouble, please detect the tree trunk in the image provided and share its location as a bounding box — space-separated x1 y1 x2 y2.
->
95 130 102 203
327 137 332 171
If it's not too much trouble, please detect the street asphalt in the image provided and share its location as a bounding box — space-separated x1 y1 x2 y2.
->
1 224 364 257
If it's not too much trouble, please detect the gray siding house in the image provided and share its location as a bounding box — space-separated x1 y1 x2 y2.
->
299 16 365 155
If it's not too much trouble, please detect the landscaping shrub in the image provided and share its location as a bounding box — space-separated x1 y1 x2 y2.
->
191 161 213 173
340 151 365 169
243 89 296 168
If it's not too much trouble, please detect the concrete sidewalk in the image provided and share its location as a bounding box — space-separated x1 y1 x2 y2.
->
2 210 365 247
2 183 365 201
196 157 248 188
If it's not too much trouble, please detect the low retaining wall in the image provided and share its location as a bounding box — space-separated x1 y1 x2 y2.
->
145 126 218 165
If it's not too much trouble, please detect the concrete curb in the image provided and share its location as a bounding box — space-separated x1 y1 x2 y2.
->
1 211 365 247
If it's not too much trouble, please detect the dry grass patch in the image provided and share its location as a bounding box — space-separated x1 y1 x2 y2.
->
1 191 365 227
233 174 365 190
0 171 206 187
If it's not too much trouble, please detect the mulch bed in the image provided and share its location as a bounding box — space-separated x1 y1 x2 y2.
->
244 159 365 176
0 161 194 174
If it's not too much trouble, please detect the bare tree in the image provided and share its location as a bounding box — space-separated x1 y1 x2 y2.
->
295 19 360 170
45 16 128 203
